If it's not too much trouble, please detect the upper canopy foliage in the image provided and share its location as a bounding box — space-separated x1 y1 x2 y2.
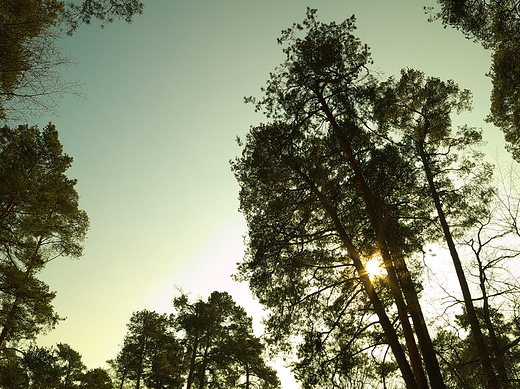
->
0 123 89 346
431 0 520 161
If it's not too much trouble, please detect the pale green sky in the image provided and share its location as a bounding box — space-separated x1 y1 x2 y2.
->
33 0 507 385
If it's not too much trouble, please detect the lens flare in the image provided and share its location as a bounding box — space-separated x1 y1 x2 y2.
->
365 257 385 279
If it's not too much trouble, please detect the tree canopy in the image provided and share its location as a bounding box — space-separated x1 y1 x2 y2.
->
233 8 519 389
430 0 520 161
0 123 89 348
0 342 113 389
109 291 280 389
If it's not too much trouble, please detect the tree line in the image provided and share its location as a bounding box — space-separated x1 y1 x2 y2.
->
2 1 520 388
0 291 279 389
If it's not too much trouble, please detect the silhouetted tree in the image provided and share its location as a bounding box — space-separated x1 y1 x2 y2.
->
233 9 451 388
0 0 76 122
111 292 279 389
374 68 499 389
55 343 86 388
0 123 89 349
434 307 520 389
0 342 111 389
79 368 113 389
22 345 62 388
0 347 29 388
109 310 179 389
173 291 279 389
437 161 520 388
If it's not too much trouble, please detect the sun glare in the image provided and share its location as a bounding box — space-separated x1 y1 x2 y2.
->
365 257 385 280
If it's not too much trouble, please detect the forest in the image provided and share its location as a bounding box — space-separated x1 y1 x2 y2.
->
1 1 520 388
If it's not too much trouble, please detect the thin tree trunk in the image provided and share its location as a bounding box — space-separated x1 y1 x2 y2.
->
418 144 500 389
392 249 446 389
474 239 512 388
119 370 127 389
197 343 210 389
186 335 200 389
245 361 250 389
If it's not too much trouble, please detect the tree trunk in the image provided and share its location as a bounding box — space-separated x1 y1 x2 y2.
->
418 144 500 389
185 335 199 389
296 168 419 389
245 361 250 389
197 343 210 389
316 90 445 389
475 242 512 389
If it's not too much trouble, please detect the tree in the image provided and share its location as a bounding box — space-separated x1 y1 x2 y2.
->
143 330 184 389
109 310 180 389
233 120 422 388
0 0 75 122
0 347 29 389
111 292 279 389
79 368 113 389
21 345 62 389
0 342 109 389
0 0 144 123
234 9 449 388
439 160 520 388
19 343 84 388
373 68 500 388
55 343 86 388
0 123 89 348
173 291 279 389
434 308 520 389
429 0 520 161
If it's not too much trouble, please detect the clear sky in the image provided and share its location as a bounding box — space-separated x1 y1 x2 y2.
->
32 0 509 385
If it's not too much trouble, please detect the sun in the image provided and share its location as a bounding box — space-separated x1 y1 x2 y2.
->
365 257 385 280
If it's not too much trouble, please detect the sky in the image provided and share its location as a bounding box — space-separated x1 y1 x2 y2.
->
31 0 511 385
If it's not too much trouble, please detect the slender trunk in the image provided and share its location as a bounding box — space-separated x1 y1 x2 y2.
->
295 167 418 389
316 90 445 388
197 343 210 389
186 335 200 389
476 248 512 388
119 370 127 389
418 144 500 389
379 247 429 389
245 361 250 389
392 249 446 389
135 347 144 389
